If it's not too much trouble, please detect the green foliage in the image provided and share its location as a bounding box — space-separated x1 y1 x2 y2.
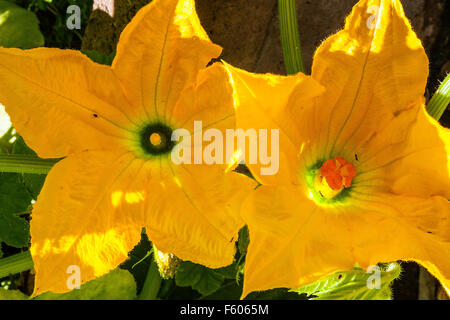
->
214 262 239 280
82 50 116 66
0 287 28 300
292 263 402 300
427 73 450 121
200 281 243 300
120 231 153 294
175 261 226 296
12 136 46 200
0 269 137 300
0 126 14 154
200 281 308 300
0 173 31 248
279 0 306 74
35 269 137 300
0 0 44 49
0 251 33 279
0 136 45 268
247 288 308 300
237 226 249 256
12 0 93 49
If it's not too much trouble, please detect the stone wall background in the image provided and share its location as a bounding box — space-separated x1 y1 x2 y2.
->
83 0 448 76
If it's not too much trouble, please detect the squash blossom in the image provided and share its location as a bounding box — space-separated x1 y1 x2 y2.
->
0 0 255 295
225 0 450 297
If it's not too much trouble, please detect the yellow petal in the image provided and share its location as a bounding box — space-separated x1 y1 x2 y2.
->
347 192 450 296
171 63 236 139
241 185 355 298
144 160 256 268
144 62 257 267
223 62 324 185
0 48 134 158
31 150 146 295
311 0 429 159
112 0 221 122
353 105 450 199
243 185 450 298
237 0 450 299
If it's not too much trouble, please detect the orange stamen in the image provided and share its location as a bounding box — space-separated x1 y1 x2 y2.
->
320 156 356 190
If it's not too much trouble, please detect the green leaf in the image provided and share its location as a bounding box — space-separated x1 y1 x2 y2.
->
0 172 31 248
0 0 44 49
0 127 14 155
175 261 225 296
12 136 46 199
246 288 308 300
200 281 243 300
0 251 33 279
11 135 35 155
201 282 309 300
238 226 249 255
34 269 137 300
292 263 402 300
82 50 116 66
120 230 152 294
214 262 238 280
426 73 450 121
0 288 28 300
279 0 306 74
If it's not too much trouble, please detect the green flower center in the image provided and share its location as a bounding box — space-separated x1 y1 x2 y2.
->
140 123 175 156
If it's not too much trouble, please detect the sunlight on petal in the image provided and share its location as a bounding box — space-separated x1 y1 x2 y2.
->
77 229 130 276
173 176 182 188
111 191 123 208
329 38 359 55
125 191 145 204
225 149 243 173
33 235 77 257
300 142 306 155
223 64 240 110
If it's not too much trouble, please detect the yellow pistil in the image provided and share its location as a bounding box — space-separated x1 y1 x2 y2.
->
150 132 162 146
313 174 342 200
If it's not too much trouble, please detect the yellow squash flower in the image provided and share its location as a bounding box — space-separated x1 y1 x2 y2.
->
225 0 450 297
0 0 255 295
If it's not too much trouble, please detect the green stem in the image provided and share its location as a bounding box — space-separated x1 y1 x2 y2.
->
0 251 34 279
138 254 162 300
279 0 306 75
0 154 58 174
427 73 450 121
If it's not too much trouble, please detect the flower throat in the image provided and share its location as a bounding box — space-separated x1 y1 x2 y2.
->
307 156 356 204
140 123 175 156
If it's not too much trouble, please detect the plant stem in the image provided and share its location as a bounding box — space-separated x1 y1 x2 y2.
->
138 255 162 300
427 73 450 121
0 251 34 279
279 0 306 75
0 154 58 174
